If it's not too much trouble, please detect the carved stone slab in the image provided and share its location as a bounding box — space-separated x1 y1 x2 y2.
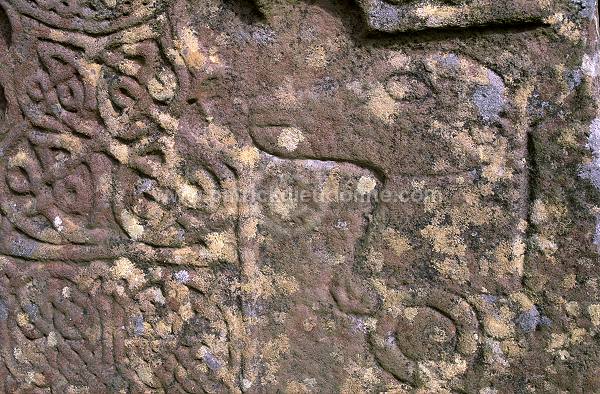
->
0 0 599 391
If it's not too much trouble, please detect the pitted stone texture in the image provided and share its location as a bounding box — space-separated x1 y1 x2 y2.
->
0 259 242 392
0 0 600 391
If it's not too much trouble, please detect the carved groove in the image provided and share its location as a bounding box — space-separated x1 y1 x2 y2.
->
0 83 6 122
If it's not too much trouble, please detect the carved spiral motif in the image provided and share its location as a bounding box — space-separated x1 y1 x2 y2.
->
370 288 480 386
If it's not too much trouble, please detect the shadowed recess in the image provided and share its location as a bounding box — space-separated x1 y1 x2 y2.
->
0 5 10 51
223 0 264 24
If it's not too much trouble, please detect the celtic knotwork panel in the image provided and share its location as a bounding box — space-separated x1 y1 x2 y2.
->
0 4 239 263
5 0 165 34
0 258 241 392
0 1 248 390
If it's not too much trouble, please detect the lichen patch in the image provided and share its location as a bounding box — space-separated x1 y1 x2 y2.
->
277 127 305 152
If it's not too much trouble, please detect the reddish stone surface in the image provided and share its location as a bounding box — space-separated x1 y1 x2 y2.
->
0 0 599 392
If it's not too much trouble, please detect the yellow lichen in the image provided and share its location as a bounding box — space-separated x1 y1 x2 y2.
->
388 52 411 69
147 71 177 102
109 142 130 164
366 248 384 273
151 110 179 133
588 304 600 326
371 279 407 318
421 225 466 257
208 123 237 146
112 257 146 290
367 86 397 123
118 59 141 76
122 25 155 44
262 335 290 384
236 146 261 167
176 27 206 70
483 314 513 339
414 4 460 26
305 45 328 68
16 313 29 327
206 231 238 263
509 292 534 311
275 80 299 108
121 210 144 240
277 127 305 152
384 228 413 257
269 187 297 219
356 176 377 195
177 183 200 208
433 257 470 284
80 62 102 88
